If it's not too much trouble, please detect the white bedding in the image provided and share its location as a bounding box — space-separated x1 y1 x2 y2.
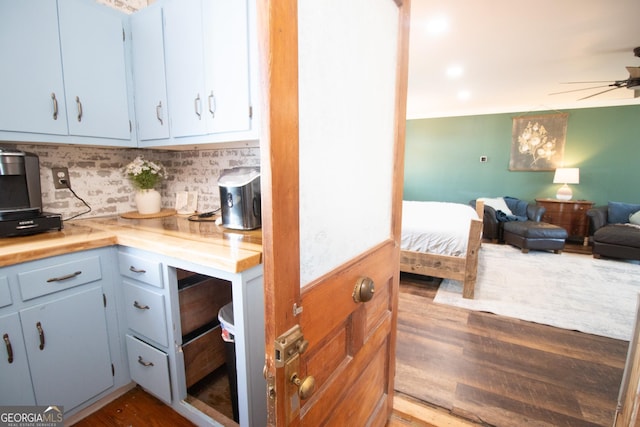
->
401 201 479 256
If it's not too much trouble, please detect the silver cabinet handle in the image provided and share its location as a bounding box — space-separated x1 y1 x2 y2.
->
3 333 13 364
129 266 147 274
208 91 215 117
75 96 83 122
137 356 154 367
51 93 58 120
194 94 201 119
133 301 150 310
156 101 163 125
46 271 82 283
36 322 45 350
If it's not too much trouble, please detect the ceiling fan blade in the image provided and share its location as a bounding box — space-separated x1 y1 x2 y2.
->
549 84 613 95
627 66 640 78
577 87 620 100
559 81 615 84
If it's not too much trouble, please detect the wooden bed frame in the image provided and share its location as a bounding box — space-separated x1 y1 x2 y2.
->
399 201 484 299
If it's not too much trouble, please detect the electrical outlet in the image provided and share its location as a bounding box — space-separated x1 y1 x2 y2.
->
52 167 70 189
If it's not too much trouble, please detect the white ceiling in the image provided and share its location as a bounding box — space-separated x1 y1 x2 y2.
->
406 0 640 119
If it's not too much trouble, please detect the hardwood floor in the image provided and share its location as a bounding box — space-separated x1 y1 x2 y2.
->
395 272 629 426
72 250 629 426
71 386 196 427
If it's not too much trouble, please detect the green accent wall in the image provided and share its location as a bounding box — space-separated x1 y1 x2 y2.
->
404 104 640 206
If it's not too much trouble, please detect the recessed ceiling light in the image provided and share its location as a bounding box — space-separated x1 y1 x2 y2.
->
457 90 471 101
426 15 449 35
446 65 464 79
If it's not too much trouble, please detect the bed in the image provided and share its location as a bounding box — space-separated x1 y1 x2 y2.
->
399 200 484 299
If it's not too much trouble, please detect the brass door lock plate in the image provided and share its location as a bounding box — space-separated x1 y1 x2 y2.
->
274 324 308 368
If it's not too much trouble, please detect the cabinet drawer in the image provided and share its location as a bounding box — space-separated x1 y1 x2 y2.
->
119 251 163 288
126 334 171 404
18 256 102 301
0 276 11 308
123 281 168 346
178 275 231 336
183 325 226 388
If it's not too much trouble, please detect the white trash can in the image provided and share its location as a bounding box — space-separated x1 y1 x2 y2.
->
218 302 238 422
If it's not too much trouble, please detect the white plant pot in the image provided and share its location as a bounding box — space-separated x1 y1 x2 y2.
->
135 189 162 215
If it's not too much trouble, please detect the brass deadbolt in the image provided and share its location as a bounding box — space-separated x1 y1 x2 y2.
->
353 276 375 303
291 373 315 400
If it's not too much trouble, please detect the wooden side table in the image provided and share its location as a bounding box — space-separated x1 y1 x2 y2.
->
535 198 594 245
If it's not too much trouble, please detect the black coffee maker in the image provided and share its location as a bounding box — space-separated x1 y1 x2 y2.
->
0 147 62 237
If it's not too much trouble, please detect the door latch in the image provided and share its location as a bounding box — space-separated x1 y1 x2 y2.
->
274 324 308 368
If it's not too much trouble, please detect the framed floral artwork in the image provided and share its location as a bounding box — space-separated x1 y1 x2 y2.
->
509 113 568 171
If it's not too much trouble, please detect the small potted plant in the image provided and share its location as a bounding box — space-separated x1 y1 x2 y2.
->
124 156 167 214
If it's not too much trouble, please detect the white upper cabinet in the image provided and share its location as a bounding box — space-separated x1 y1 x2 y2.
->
58 0 132 140
203 0 251 134
163 0 210 138
163 0 252 139
0 0 134 146
130 5 170 141
0 0 256 148
0 1 68 135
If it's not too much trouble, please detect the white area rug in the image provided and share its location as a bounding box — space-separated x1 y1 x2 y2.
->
434 243 640 341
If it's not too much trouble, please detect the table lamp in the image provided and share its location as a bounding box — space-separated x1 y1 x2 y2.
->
553 168 579 200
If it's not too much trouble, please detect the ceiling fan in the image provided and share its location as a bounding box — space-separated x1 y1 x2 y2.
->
550 46 640 100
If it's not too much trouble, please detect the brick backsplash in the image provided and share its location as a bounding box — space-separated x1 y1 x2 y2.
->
5 143 260 221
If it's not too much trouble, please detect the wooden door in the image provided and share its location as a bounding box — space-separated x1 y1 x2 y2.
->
615 294 640 426
258 0 411 425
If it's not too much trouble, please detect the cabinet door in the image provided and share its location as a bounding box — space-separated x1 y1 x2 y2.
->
163 0 208 138
58 0 131 140
203 0 251 134
130 6 170 141
0 0 68 135
0 313 36 405
19 286 113 410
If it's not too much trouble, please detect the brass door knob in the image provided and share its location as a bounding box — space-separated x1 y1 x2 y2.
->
291 373 315 400
353 276 375 303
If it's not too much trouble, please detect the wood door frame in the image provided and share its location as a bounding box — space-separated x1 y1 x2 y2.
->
257 0 301 422
258 0 411 424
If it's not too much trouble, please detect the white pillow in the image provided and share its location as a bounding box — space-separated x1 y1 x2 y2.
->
477 197 513 215
630 210 640 225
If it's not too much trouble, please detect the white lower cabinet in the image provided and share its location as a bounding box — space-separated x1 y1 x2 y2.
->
0 248 125 416
0 312 35 405
117 246 266 426
20 286 113 409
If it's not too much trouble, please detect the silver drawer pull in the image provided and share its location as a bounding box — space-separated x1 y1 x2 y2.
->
133 301 150 310
194 93 201 119
51 92 58 120
46 271 82 282
156 101 163 125
129 266 147 274
137 356 154 367
75 96 83 122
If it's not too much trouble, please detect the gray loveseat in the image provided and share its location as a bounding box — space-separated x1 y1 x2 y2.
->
587 201 640 260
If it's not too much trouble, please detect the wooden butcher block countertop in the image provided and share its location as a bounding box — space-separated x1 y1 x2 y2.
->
0 214 262 273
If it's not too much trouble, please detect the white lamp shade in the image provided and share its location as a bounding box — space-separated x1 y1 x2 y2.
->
553 168 579 184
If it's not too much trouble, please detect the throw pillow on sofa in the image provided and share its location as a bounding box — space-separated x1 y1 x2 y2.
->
478 197 513 216
630 210 640 225
608 201 640 224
